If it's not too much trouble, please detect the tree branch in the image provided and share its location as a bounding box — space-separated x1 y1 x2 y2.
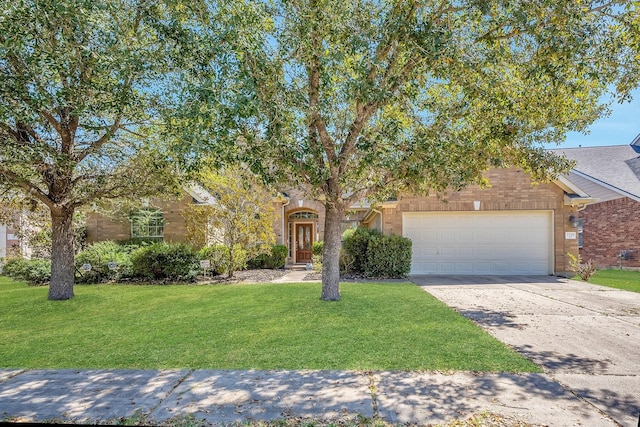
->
306 8 338 173
0 166 52 209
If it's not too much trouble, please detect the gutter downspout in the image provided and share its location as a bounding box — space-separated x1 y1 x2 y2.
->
281 197 290 246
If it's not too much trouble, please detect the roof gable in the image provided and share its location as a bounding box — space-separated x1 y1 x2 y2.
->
631 133 640 154
550 144 640 201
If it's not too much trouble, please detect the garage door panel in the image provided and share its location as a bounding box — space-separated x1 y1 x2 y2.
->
456 263 475 274
403 211 552 275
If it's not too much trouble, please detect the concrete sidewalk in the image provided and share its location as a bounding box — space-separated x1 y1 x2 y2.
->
0 369 615 425
412 275 640 427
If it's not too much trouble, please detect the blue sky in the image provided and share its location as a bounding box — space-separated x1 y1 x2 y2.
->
549 88 640 148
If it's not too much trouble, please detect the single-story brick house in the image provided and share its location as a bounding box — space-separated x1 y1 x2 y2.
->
86 166 590 277
551 139 640 269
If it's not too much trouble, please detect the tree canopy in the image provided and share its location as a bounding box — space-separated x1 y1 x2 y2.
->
174 0 639 300
0 0 200 299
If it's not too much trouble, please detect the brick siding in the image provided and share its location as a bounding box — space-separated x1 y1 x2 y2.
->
579 197 640 268
86 193 193 244
381 168 579 275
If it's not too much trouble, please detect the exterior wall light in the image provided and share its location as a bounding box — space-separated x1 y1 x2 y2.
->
569 215 579 228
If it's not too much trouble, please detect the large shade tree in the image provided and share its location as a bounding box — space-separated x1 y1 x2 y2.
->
0 0 202 299
179 0 638 300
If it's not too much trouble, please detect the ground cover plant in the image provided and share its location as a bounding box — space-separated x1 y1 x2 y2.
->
584 269 640 293
0 277 538 372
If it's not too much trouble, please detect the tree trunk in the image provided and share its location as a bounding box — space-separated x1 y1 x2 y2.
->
48 206 75 300
321 205 343 301
227 244 234 278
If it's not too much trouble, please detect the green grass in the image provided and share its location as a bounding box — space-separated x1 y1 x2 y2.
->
0 277 539 372
585 269 640 293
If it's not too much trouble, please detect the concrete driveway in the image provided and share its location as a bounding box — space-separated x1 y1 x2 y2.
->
411 275 640 427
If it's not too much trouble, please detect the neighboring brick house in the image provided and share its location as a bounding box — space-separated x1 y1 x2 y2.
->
552 141 640 269
86 168 588 276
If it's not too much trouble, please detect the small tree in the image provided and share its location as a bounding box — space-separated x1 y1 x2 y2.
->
182 166 276 278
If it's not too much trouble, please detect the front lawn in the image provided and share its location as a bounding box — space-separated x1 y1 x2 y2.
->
0 277 538 372
585 269 640 293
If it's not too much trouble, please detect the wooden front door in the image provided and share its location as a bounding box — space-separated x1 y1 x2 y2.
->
295 223 313 263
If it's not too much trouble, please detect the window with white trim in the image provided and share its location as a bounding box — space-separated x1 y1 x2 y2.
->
130 208 164 241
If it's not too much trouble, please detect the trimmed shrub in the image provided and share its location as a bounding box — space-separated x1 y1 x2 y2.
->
199 245 231 275
312 241 324 256
75 241 137 283
312 254 323 272
131 243 200 281
200 244 248 275
2 257 51 285
246 245 288 270
266 244 288 269
365 234 412 278
342 227 382 273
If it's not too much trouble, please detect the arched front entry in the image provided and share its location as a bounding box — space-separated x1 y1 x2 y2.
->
288 210 318 263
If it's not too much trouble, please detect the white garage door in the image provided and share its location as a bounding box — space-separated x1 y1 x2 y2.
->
403 211 553 275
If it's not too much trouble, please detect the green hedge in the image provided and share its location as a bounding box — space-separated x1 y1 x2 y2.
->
75 241 137 283
365 235 412 278
1 258 51 285
199 244 248 275
341 227 412 278
247 244 288 270
131 243 200 281
342 227 382 273
312 241 324 256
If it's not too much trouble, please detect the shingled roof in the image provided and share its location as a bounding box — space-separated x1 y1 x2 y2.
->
550 142 640 201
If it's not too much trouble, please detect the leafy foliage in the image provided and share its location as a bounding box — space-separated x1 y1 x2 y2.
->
174 0 639 299
131 243 201 282
312 241 324 271
248 244 288 269
365 235 413 279
75 241 138 283
342 227 382 274
568 252 597 282
1 258 51 286
0 0 197 299
182 166 276 277
312 241 324 257
199 244 248 276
